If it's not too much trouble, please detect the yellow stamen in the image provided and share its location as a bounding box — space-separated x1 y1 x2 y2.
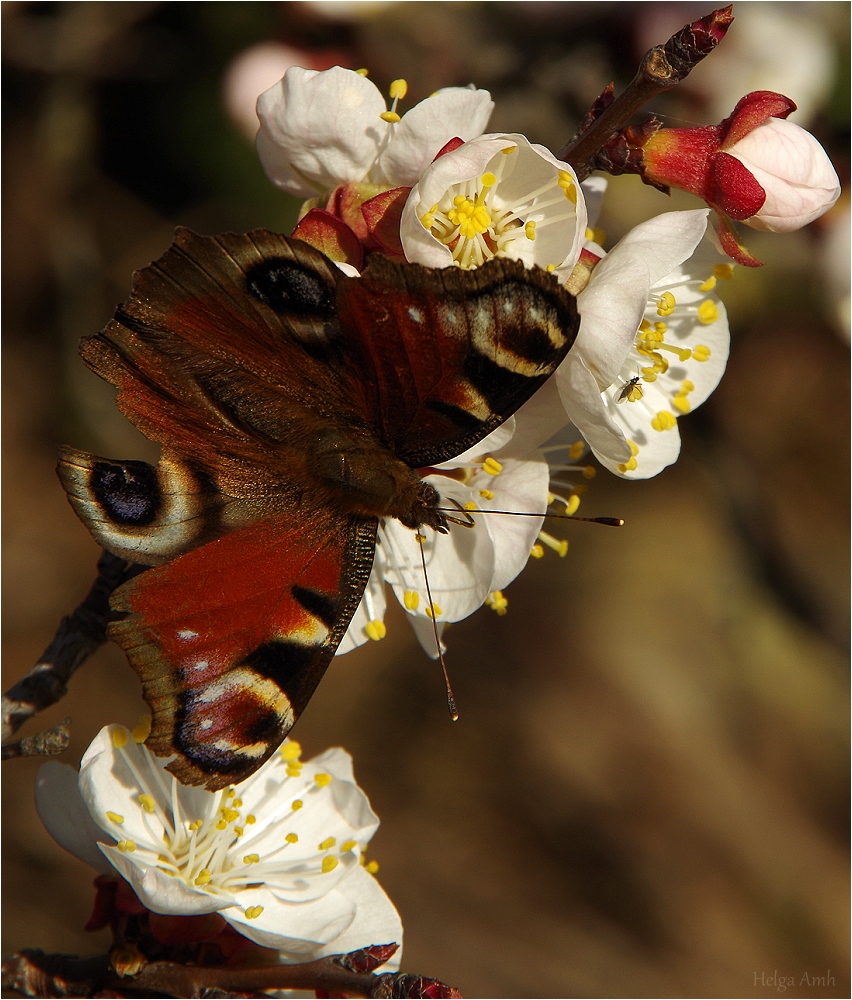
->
341 839 358 852
380 111 401 123
244 905 264 919
291 799 303 811
486 591 508 616
538 531 568 557
365 619 386 641
564 494 581 516
525 220 537 241
243 854 260 865
530 544 545 559
713 263 734 280
318 837 336 851
482 456 503 477
280 741 301 761
194 869 212 886
404 590 419 611
389 79 408 100
322 856 339 873
568 440 585 461
425 603 443 620
697 300 718 324
132 717 151 743
138 795 156 814
656 291 676 317
285 833 299 844
111 726 129 749
106 812 125 825
479 488 495 500
692 344 711 362
314 773 332 788
699 275 717 293
651 410 677 431
365 860 380 875
356 68 369 76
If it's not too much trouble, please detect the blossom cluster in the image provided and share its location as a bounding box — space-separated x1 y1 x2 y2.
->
254 64 838 655
35 55 839 980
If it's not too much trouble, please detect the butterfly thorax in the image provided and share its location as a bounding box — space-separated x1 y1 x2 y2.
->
307 431 449 533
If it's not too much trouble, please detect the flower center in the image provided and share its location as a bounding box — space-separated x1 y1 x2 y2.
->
102 728 354 916
420 145 579 269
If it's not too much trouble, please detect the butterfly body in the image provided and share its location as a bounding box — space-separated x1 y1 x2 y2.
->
59 229 579 789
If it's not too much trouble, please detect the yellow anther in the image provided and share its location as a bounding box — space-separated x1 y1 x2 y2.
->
568 440 585 461
713 263 734 280
246 814 256 825
341 839 358 853
117 840 136 853
216 820 227 831
501 145 517 155
699 275 717 293
697 299 719 324
530 544 545 559
626 440 639 456
546 263 556 272
322 856 339 873
486 591 508 616
138 795 156 814
291 799 303 811
480 171 497 187
681 379 695 392
233 826 244 838
286 762 303 777
111 726 129 749
565 494 581 516
232 798 243 809
318 837 336 851
414 532 427 544
243 854 260 865
692 344 711 362
280 741 302 761
420 212 434 230
618 456 638 473
365 860 380 875
194 869 212 886
525 220 537 241
651 410 677 431
582 465 596 480
188 820 203 831
314 773 332 788
656 291 676 317
159 867 176 877
464 501 477 511
404 590 420 611
380 111 401 123
389 78 408 100
425 603 443 620
585 226 605 244
640 366 658 381
479 488 495 500
132 717 151 743
538 530 568 557
106 811 125 825
244 905 264 919
356 68 369 76
558 171 577 203
672 394 691 414
365 619 386 641
221 807 240 823
676 347 692 362
482 456 503 476
285 833 299 844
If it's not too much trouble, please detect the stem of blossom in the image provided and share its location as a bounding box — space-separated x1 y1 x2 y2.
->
558 5 734 179
1 549 136 743
1 718 71 760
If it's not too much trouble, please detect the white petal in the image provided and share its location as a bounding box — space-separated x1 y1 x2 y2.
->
599 382 683 480
101 844 230 915
225 867 402 966
256 67 386 196
35 762 114 873
581 175 608 228
379 87 494 186
338 563 388 654
576 211 708 388
556 354 632 465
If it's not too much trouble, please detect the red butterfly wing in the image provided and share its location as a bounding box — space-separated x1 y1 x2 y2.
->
111 509 376 787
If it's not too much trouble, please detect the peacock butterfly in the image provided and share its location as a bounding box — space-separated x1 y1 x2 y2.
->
58 228 579 790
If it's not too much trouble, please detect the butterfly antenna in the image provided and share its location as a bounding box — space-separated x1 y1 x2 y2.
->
439 506 624 527
416 531 459 722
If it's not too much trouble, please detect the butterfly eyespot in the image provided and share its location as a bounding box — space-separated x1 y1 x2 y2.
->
246 258 334 317
91 460 161 526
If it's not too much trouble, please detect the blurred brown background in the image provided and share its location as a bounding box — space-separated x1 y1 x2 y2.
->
2 3 849 997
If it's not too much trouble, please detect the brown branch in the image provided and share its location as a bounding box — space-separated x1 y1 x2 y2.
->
1 717 72 760
1 950 462 999
558 5 734 178
2 550 135 744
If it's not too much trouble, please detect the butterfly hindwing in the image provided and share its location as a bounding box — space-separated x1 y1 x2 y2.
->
110 508 377 788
